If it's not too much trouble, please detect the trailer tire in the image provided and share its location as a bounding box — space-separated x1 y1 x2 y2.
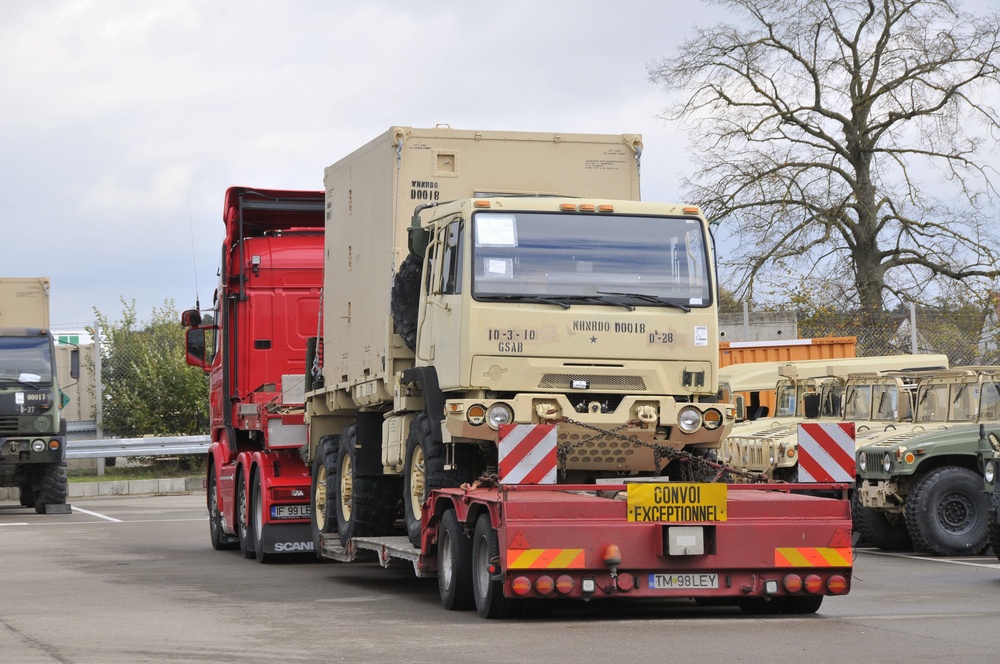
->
904 466 989 556
737 596 786 615
252 469 277 563
472 513 518 619
310 436 339 559
208 466 237 550
34 463 67 514
782 595 823 614
853 491 912 551
403 413 476 547
335 426 400 547
391 253 422 352
438 508 474 611
237 470 255 559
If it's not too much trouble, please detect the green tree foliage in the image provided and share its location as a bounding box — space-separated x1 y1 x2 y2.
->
95 299 208 437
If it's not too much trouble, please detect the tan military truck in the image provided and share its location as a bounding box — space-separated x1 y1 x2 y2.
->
304 127 735 547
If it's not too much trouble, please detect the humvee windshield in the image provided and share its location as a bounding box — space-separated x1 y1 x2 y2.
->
471 211 711 307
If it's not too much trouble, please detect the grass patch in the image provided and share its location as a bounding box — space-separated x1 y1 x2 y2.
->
68 456 206 483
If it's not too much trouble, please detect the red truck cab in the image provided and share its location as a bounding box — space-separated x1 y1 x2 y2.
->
184 187 324 562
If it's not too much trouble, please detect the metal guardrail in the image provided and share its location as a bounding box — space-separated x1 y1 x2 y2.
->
65 435 210 459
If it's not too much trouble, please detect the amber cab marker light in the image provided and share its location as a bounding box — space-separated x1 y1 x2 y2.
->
683 206 700 215
560 203 577 211
474 200 491 208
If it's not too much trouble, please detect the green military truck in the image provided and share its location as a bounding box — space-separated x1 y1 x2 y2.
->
0 277 77 513
855 368 1000 555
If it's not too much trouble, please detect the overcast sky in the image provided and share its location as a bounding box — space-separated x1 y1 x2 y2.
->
3 1 997 330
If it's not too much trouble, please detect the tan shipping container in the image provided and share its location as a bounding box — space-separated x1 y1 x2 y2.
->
322 127 643 393
0 277 50 328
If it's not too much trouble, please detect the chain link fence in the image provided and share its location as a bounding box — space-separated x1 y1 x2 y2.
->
721 304 1000 366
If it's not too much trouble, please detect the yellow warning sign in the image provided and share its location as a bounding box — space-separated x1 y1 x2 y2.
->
626 483 728 522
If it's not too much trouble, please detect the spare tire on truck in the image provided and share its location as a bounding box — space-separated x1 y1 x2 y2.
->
391 253 422 352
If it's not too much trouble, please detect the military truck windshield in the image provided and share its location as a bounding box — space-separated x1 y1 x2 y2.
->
0 335 54 385
471 211 711 306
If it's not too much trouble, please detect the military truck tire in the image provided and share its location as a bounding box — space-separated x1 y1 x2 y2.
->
34 463 67 514
19 481 35 508
237 470 255 559
334 425 400 547
390 253 422 352
310 436 339 559
905 466 989 556
853 491 912 551
438 508 474 611
988 513 1000 562
403 413 476 547
208 467 238 550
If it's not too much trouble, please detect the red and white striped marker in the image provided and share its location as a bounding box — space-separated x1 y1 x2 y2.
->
797 422 856 483
498 424 557 485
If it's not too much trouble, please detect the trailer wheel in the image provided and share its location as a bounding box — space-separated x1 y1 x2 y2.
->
310 436 339 559
852 489 912 551
904 466 989 556
737 596 786 615
438 508 474 611
404 412 476 547
237 470 254 559
472 513 517 619
391 253 422 352
782 595 823 614
335 426 400 547
34 463 67 514
252 469 277 563
208 466 237 551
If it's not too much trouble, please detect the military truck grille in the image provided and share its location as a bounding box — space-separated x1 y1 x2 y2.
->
0 417 19 435
539 374 646 391
861 451 890 479
561 432 635 465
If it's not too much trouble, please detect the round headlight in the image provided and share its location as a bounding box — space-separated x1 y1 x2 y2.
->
882 453 892 473
31 439 46 453
985 462 995 485
858 454 867 472
486 403 513 430
677 406 702 434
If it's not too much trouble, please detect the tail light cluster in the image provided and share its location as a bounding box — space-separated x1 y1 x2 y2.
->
511 574 580 597
782 573 849 595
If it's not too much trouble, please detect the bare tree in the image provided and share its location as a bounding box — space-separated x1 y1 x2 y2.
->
649 0 1000 316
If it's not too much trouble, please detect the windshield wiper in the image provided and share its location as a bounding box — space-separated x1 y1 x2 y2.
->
477 294 634 310
596 291 692 312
